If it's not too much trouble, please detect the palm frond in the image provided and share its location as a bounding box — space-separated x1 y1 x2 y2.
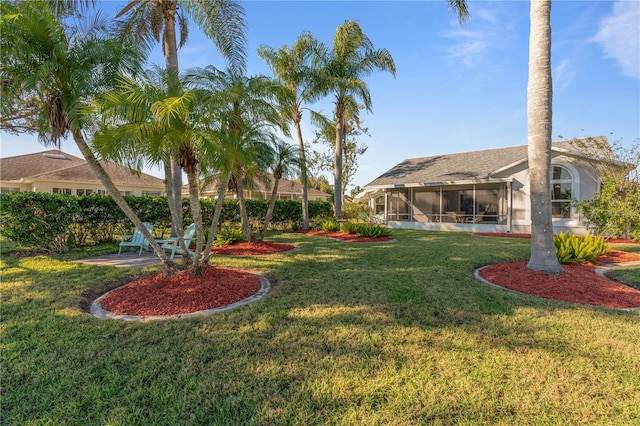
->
447 0 471 24
185 0 247 73
1 0 145 146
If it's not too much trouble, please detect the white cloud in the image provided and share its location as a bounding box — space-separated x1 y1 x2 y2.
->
553 59 574 92
441 5 515 69
443 29 489 68
594 0 640 79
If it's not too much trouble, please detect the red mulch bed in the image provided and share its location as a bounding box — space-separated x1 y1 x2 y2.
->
99 266 261 316
294 229 393 242
479 250 640 309
474 232 638 244
209 241 296 256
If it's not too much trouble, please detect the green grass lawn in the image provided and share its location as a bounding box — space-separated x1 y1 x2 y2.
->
2 230 639 425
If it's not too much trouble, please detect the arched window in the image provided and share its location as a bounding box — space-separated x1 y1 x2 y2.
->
550 165 573 218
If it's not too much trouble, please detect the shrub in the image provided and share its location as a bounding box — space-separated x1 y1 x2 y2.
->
573 138 640 242
320 219 341 232
342 202 371 221
308 200 334 221
356 224 393 238
214 227 246 246
309 215 332 230
553 232 609 264
341 221 363 234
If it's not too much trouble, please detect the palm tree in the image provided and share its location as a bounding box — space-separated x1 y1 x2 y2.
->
258 32 322 230
259 139 300 241
96 66 186 251
96 66 226 272
526 0 563 274
115 0 246 72
186 66 286 242
115 0 247 238
227 125 273 243
0 0 95 134
317 20 396 218
441 0 560 273
312 94 367 198
0 0 174 268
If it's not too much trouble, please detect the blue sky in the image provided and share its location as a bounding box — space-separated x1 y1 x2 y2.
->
1 0 638 190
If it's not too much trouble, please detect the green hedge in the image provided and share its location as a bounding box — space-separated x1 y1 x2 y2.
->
0 192 332 252
0 192 81 253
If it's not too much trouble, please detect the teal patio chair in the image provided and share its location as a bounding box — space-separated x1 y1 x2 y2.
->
161 223 196 260
118 222 154 256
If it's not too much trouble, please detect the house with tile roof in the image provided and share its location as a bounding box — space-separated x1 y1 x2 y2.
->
186 175 331 202
355 137 616 234
0 150 165 196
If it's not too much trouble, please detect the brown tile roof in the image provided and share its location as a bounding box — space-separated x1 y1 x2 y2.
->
196 174 330 198
365 138 609 187
0 150 164 187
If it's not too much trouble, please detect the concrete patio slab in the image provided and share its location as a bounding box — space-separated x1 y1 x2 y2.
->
71 252 162 268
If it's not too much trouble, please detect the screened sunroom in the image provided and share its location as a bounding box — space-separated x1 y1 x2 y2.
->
370 180 512 231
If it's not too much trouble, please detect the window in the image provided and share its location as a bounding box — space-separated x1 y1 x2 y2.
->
76 189 94 196
142 191 161 197
550 165 572 218
52 187 72 195
1 187 20 193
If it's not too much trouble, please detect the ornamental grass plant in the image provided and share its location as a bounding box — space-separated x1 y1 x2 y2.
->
554 231 609 264
2 230 640 425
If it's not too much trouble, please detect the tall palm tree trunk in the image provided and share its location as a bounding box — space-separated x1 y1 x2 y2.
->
162 159 188 259
260 176 281 241
236 178 255 242
334 106 345 218
72 130 175 270
295 117 310 229
203 182 228 263
162 0 179 70
526 0 563 274
162 0 184 238
169 158 183 237
186 169 204 270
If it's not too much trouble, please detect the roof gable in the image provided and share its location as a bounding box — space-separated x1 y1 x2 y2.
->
196 174 331 198
1 150 164 187
1 150 86 181
367 145 528 187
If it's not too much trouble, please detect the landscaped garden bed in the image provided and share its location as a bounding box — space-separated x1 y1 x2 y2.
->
294 229 394 242
478 250 640 309
97 266 263 316
208 241 296 256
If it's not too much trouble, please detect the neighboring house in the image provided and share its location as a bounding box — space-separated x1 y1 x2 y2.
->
355 137 615 235
0 150 165 196
186 174 332 202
